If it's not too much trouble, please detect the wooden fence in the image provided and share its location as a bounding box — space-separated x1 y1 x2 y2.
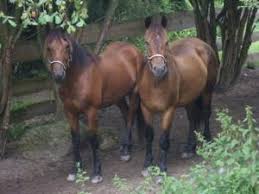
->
11 10 259 121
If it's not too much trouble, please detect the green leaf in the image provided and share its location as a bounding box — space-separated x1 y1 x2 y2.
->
8 19 17 27
43 14 53 23
71 13 79 24
54 15 62 24
76 19 85 27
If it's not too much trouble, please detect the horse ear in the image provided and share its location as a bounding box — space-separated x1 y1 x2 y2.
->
161 15 167 28
144 16 152 29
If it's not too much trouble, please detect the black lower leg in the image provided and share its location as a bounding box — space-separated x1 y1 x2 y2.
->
71 130 82 173
203 112 211 141
144 125 154 168
89 134 102 176
120 126 132 157
159 130 170 172
185 120 197 153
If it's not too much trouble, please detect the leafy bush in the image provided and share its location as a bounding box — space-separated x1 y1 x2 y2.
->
75 163 90 194
113 107 259 194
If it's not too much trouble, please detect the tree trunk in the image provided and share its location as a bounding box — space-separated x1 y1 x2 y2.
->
0 37 14 158
217 2 257 89
94 0 119 54
191 0 257 90
0 23 23 157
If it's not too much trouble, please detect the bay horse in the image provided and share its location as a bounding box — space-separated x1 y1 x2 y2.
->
43 29 144 184
138 16 219 175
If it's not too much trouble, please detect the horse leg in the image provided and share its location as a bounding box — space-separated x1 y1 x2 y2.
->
65 110 81 182
181 99 202 159
159 107 175 173
117 98 128 124
87 107 103 184
141 103 154 177
117 98 132 161
201 92 212 142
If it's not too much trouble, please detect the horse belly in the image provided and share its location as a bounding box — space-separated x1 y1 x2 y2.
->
177 63 207 106
101 71 135 106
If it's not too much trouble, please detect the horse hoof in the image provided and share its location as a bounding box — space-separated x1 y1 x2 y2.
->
91 175 103 184
67 173 76 182
141 169 149 177
181 152 194 159
155 176 163 184
120 154 131 162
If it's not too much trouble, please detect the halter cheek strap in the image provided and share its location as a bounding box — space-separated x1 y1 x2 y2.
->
48 60 67 71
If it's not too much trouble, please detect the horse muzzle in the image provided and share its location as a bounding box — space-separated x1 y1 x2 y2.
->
52 71 65 83
151 64 168 79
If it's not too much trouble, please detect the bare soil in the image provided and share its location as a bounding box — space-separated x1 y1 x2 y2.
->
1 68 259 194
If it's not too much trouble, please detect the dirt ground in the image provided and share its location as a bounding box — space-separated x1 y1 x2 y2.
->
1 68 259 194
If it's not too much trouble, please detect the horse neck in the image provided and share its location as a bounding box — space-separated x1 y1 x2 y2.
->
62 43 98 87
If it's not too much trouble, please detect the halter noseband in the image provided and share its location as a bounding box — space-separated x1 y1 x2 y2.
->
48 60 67 71
147 54 166 62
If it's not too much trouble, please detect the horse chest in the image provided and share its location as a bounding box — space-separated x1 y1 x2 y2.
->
59 87 90 112
139 81 177 112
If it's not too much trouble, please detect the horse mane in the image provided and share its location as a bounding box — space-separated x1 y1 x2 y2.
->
44 28 98 68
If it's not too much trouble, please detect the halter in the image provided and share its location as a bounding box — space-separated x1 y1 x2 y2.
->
147 54 167 69
48 60 67 71
147 54 166 62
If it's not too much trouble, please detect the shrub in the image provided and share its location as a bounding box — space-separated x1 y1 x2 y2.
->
113 107 259 194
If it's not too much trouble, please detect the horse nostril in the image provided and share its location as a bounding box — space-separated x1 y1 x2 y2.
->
162 66 167 72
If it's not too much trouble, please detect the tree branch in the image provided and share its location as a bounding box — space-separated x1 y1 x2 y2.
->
94 0 119 54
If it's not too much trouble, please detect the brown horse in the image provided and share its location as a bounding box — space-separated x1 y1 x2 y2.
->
43 29 144 183
138 16 219 175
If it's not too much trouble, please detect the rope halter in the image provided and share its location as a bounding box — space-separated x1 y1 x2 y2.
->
48 60 67 71
147 54 166 62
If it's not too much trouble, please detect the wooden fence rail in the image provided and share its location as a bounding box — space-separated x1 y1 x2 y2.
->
13 11 259 63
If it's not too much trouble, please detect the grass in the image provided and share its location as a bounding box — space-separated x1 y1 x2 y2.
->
7 123 29 141
11 99 34 113
248 41 259 53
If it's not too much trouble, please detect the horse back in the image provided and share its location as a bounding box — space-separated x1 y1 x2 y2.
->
170 38 219 105
97 42 144 106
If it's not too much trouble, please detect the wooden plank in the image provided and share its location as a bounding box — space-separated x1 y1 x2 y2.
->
13 40 41 63
12 10 259 63
13 78 51 96
13 11 195 63
80 11 195 44
11 100 56 123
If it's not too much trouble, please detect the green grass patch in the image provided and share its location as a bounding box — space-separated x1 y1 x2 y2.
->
248 41 259 53
11 99 34 113
7 123 30 141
